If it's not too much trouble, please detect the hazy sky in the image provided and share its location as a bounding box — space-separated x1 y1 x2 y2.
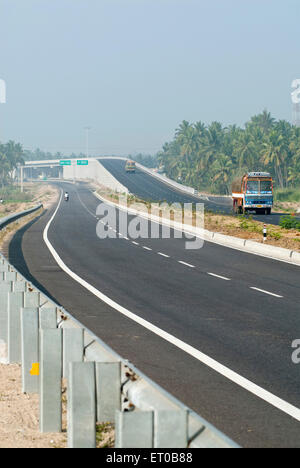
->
0 0 299 155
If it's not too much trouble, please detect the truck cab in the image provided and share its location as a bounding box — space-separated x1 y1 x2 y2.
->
125 160 136 173
232 172 273 215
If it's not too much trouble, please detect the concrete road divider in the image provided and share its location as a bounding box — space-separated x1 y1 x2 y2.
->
244 240 293 262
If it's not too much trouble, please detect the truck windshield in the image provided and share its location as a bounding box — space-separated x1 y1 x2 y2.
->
260 180 272 193
246 181 259 193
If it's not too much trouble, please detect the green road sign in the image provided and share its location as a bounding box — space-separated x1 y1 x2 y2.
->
60 160 71 166
77 160 89 166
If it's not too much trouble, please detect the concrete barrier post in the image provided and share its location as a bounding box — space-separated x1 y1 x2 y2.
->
115 410 154 448
0 284 13 340
40 328 63 433
8 291 40 363
154 410 188 448
21 308 39 393
7 292 24 363
96 362 121 423
13 281 28 292
3 272 18 282
24 292 40 308
68 362 96 448
0 264 10 274
63 328 84 380
39 308 57 329
0 284 12 363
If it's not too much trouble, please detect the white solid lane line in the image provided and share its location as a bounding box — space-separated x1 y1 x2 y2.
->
250 287 283 298
43 190 300 423
178 261 195 268
208 272 231 281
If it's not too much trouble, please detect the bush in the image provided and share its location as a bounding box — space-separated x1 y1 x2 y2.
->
279 215 300 230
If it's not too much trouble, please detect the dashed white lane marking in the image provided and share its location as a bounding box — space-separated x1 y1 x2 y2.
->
132 241 139 246
250 287 283 298
43 189 300 423
158 252 170 258
178 261 195 268
142 246 152 251
208 272 231 281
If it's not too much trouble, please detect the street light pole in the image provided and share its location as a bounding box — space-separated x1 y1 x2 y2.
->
0 78 6 148
84 126 92 159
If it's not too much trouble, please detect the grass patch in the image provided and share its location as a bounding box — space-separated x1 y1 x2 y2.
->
0 186 33 204
274 188 300 203
96 422 114 448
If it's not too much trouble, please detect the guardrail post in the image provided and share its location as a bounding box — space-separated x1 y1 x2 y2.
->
40 328 62 433
3 272 18 282
0 283 12 363
0 283 12 339
14 281 28 292
8 291 40 364
21 308 39 393
68 362 96 448
63 328 84 380
154 410 188 448
0 264 10 274
115 410 154 448
7 292 24 363
24 291 40 308
39 308 57 329
96 362 121 423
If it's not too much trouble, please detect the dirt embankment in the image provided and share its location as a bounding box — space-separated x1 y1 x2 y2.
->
0 364 67 449
0 184 59 251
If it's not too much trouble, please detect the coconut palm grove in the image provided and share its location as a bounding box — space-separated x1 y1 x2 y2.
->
156 110 300 195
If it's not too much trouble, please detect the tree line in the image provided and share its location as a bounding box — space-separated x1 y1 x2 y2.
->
156 110 300 194
0 141 24 187
2 110 300 195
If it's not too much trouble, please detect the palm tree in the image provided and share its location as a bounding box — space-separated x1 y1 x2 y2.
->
211 154 233 194
234 131 256 169
260 132 287 188
247 109 276 134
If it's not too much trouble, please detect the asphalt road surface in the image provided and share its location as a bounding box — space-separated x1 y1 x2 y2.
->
99 158 292 226
9 180 300 448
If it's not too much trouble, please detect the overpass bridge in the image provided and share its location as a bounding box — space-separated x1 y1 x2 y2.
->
19 157 129 193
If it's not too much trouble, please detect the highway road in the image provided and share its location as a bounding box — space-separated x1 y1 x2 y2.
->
99 158 291 226
8 178 300 448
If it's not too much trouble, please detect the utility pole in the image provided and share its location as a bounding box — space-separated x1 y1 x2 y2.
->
84 126 92 159
0 79 6 144
20 165 24 193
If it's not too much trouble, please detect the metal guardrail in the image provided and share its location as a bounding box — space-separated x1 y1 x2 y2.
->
0 205 239 448
0 204 43 230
